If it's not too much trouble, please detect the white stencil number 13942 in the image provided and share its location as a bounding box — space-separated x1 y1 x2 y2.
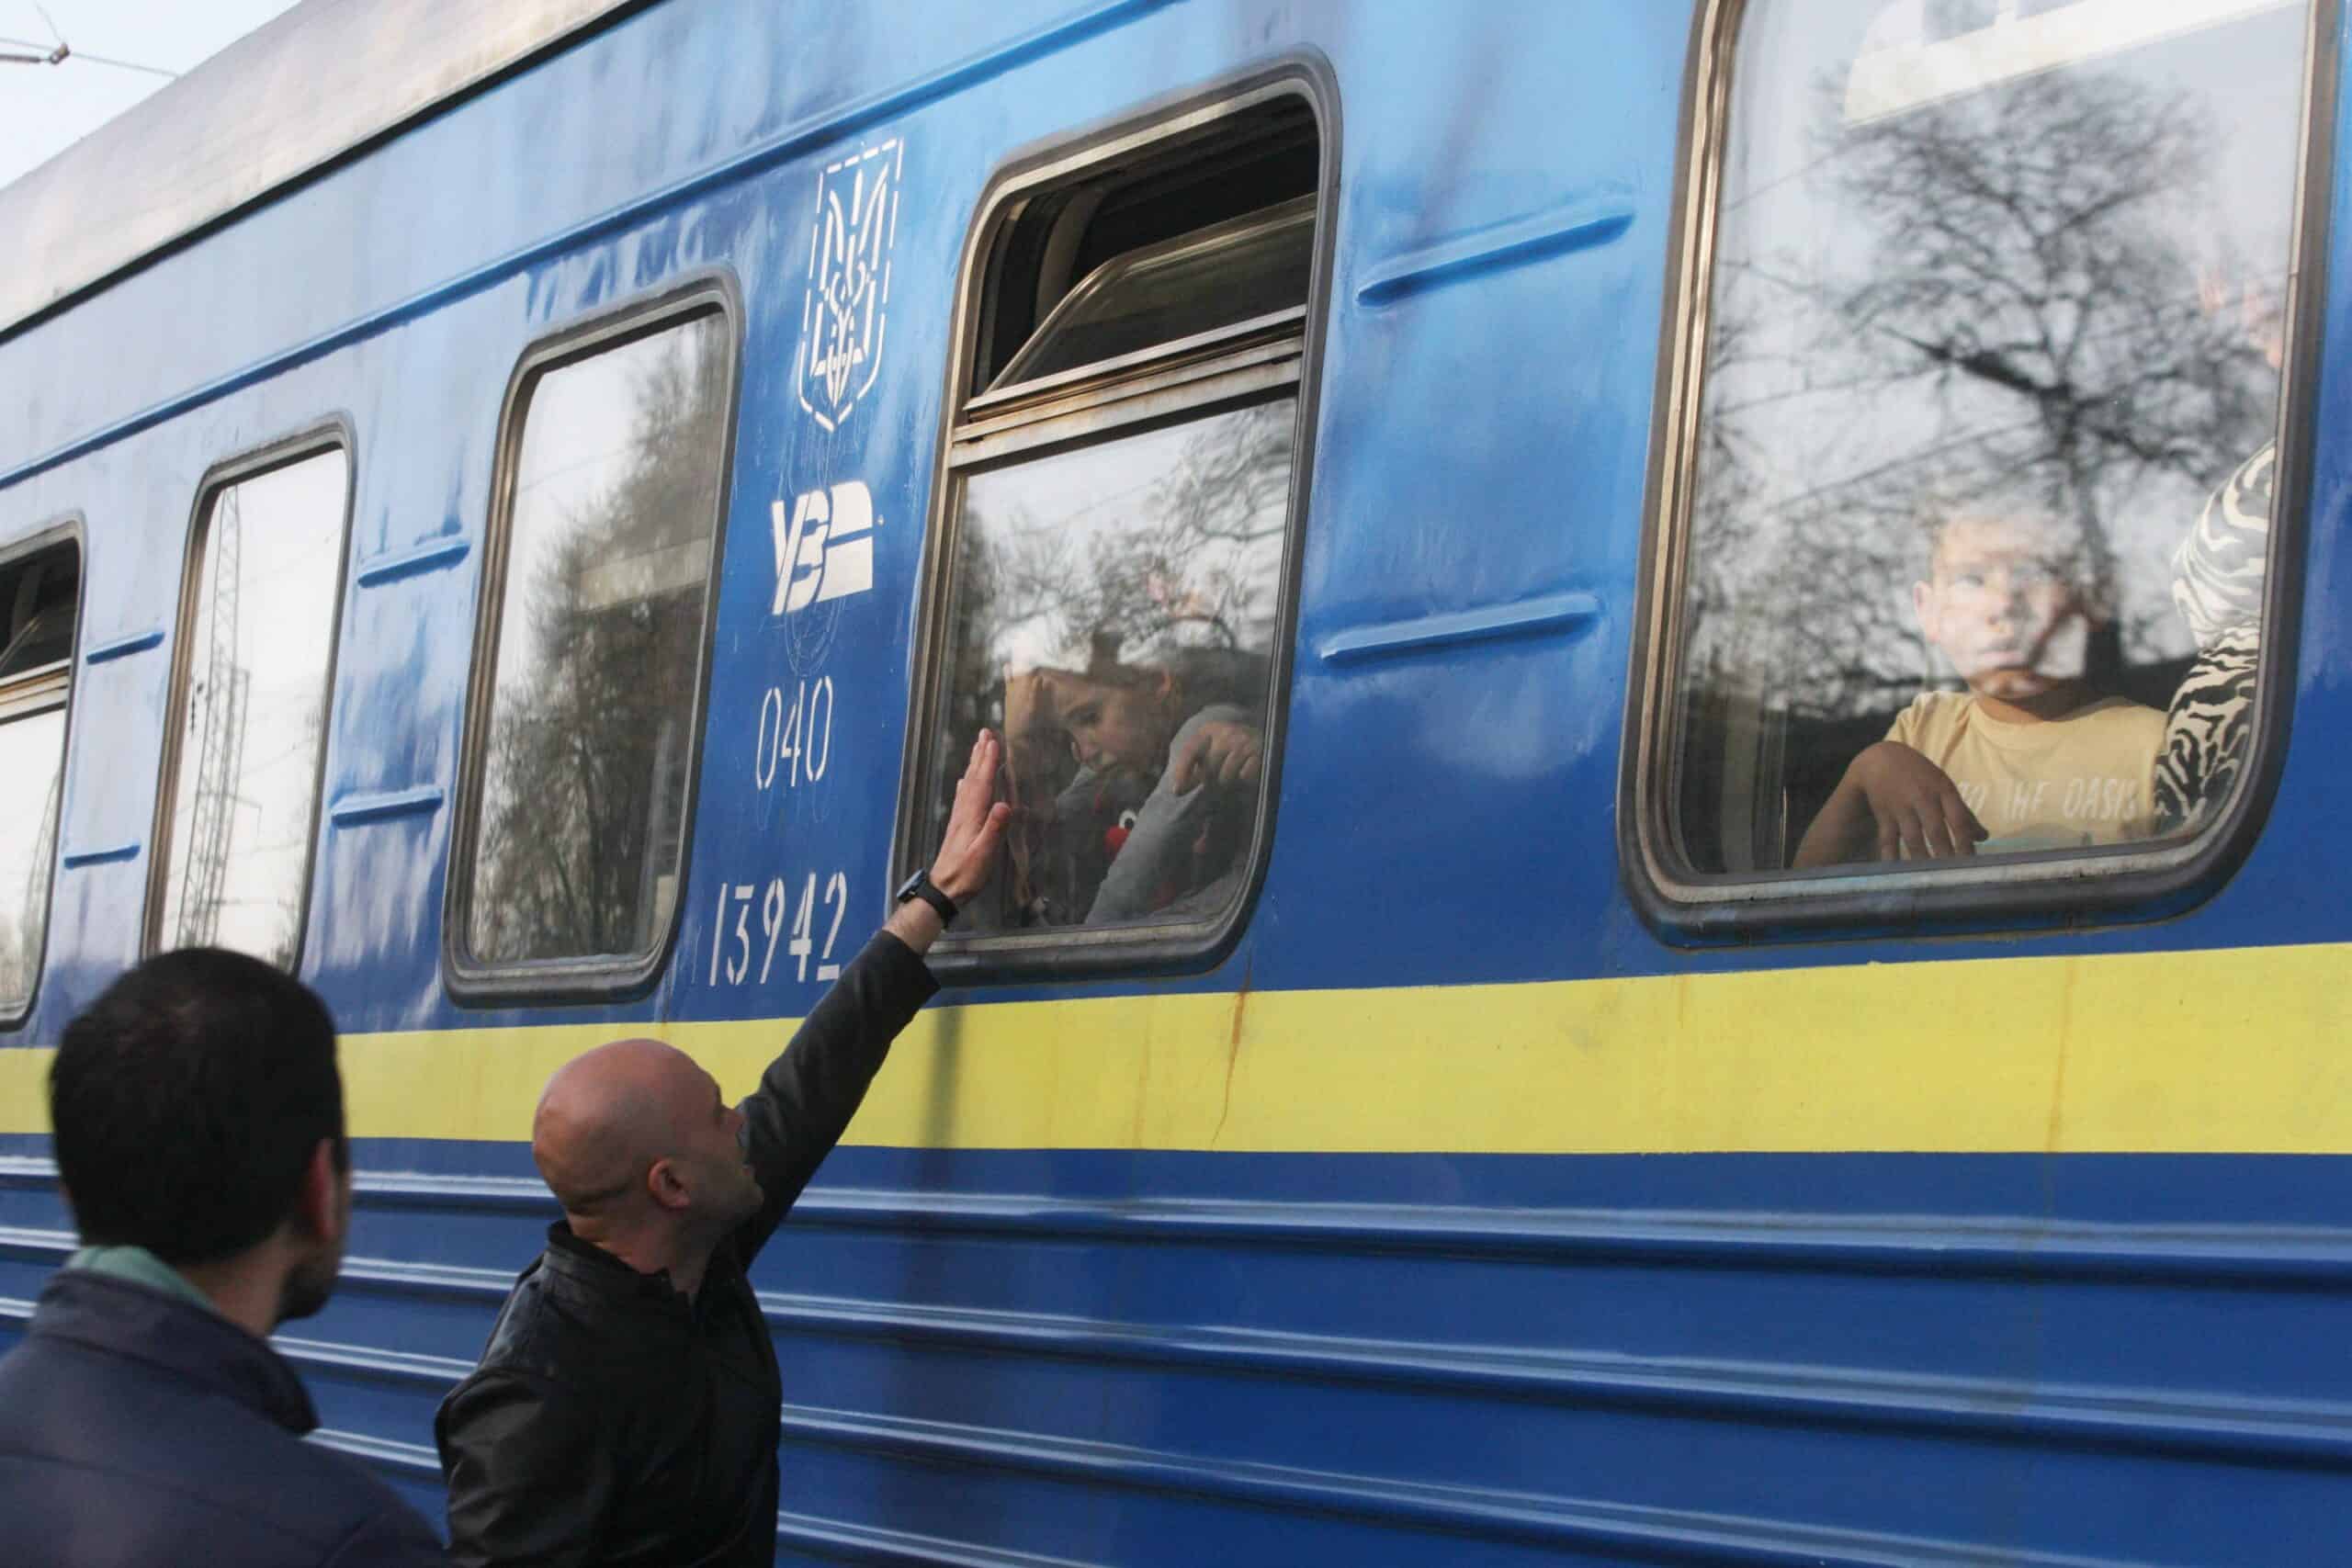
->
708 872 848 987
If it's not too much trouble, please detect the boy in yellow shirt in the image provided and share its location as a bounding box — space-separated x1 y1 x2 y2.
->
1792 497 2165 867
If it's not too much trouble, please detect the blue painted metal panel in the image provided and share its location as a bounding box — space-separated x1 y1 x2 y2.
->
9 1140 2352 1561
2 0 2348 1562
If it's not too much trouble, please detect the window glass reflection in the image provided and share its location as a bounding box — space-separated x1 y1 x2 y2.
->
993 199 1316 389
466 313 729 966
0 708 64 1010
930 398 1292 931
157 450 348 966
0 558 74 680
1674 0 2303 874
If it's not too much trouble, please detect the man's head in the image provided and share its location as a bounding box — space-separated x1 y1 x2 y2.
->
49 948 351 1325
1915 492 2105 703
531 1039 761 1254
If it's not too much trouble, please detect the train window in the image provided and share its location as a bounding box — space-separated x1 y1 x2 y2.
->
1644 0 2313 906
903 85 1324 966
152 446 351 969
989 197 1315 388
450 294 736 990
0 536 78 1018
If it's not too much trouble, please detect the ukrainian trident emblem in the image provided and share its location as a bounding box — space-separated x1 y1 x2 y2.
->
796 140 903 433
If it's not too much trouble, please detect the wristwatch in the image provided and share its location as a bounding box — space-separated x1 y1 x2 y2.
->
893 866 958 924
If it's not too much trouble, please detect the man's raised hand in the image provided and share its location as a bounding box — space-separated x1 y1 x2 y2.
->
932 728 1013 905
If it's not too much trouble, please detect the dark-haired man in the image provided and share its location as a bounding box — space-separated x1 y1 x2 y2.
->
0 948 447 1566
435 730 1011 1568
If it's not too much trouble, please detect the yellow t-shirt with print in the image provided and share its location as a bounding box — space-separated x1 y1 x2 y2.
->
1885 692 2165 851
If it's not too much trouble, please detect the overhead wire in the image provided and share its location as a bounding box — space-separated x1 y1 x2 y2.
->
0 6 178 78
65 49 177 79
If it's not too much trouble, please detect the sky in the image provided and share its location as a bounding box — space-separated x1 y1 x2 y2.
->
0 0 300 190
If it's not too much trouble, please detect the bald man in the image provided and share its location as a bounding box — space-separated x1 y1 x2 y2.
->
434 732 1012 1568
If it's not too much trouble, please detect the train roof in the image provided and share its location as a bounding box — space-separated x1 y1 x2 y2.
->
0 0 636 338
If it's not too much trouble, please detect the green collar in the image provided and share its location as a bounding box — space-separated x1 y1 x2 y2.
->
67 1245 219 1316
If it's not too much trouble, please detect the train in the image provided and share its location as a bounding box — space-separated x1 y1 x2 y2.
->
5 0 2348 1560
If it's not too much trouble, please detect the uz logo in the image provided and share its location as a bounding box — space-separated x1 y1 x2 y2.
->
772 481 876 615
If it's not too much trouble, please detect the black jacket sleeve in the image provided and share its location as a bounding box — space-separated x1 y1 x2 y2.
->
435 1369 614 1568
732 930 937 1263
321 1511 453 1568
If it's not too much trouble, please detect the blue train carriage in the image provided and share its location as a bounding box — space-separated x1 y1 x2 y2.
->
0 0 2346 1561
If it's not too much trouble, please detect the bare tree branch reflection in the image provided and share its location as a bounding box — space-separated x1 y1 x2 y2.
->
471 328 728 964
1695 66 2278 705
992 403 1290 660
933 399 1292 928
1679 51 2286 870
1829 69 2273 617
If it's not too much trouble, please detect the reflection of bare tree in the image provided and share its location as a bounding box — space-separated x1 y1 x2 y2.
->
948 400 1289 755
1831 70 2271 615
1693 66 2276 724
1678 58 2285 872
1689 290 1942 726
472 333 728 964
935 399 1293 924
999 401 1291 660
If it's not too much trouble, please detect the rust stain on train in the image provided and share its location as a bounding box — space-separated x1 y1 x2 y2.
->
1211 959 1254 1149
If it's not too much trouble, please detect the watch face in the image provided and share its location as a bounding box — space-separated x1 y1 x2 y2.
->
894 869 927 903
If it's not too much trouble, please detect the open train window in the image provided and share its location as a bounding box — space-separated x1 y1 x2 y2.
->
447 284 739 997
1632 0 2324 926
149 439 353 969
0 530 79 1021
899 76 1329 973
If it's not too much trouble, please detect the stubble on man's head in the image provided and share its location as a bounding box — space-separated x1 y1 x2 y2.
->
532 1038 698 1218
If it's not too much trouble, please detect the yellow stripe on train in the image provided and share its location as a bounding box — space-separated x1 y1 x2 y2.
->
1 942 2343 1152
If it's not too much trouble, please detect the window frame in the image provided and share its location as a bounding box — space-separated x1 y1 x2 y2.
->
1621 0 2341 939
0 517 85 1031
144 423 356 971
443 272 744 1003
895 63 1340 981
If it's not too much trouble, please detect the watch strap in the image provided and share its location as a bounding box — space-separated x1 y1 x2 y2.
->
896 867 958 924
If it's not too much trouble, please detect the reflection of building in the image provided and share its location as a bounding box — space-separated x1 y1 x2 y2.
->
570 507 707 953
1849 0 2294 123
181 490 250 947
0 771 61 997
20 771 57 942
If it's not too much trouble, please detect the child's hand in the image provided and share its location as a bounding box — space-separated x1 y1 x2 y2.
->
1170 719 1263 793
1847 741 1987 860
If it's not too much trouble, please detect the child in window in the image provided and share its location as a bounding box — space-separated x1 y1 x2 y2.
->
1792 489 2165 867
1001 646 1267 925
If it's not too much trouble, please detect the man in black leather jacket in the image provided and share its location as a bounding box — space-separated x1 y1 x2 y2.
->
435 730 1012 1567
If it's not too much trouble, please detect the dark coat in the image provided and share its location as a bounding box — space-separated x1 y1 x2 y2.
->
435 931 937 1568
0 1269 447 1567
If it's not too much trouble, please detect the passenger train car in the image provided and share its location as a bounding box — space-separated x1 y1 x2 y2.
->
4 0 2348 1560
